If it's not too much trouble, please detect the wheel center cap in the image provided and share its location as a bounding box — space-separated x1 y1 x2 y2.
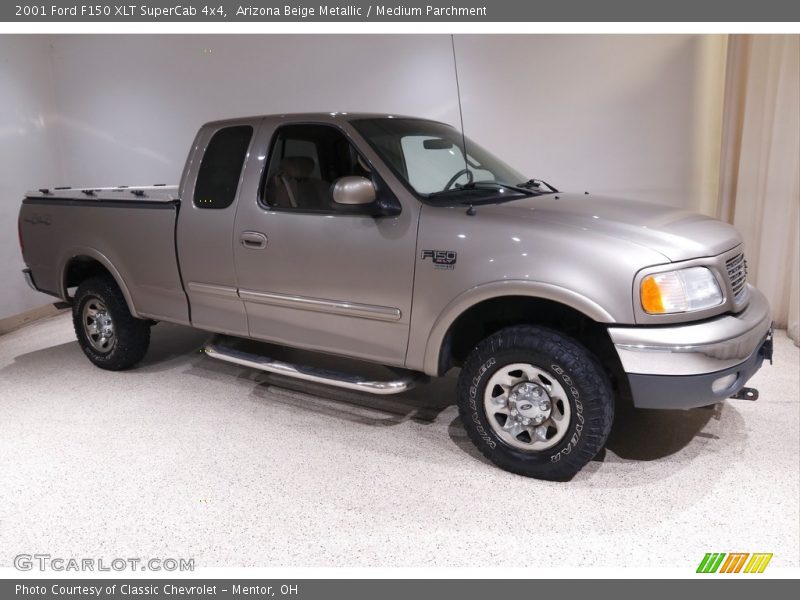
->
96 313 113 335
510 382 552 423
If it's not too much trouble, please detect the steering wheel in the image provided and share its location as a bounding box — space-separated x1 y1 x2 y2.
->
443 168 474 191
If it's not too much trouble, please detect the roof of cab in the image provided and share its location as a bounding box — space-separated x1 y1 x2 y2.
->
200 112 449 129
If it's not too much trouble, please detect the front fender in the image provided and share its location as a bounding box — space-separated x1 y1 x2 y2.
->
419 280 615 376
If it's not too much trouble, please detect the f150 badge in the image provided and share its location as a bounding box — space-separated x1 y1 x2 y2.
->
421 249 457 270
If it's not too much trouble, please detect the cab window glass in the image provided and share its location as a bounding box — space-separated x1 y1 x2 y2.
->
193 125 253 209
352 118 524 197
262 124 371 212
399 135 493 193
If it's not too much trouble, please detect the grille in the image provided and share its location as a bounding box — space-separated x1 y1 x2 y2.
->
726 253 748 301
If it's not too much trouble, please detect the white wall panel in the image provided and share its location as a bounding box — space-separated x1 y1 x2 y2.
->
0 36 64 319
454 35 727 209
47 35 460 186
2 34 727 319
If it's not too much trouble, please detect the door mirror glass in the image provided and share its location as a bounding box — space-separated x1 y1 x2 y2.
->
332 176 377 206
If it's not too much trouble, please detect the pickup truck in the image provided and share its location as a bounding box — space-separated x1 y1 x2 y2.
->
18 113 773 480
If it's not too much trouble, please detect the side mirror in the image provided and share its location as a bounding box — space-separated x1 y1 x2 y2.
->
332 176 377 206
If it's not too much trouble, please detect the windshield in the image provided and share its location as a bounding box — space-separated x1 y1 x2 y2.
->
352 118 533 201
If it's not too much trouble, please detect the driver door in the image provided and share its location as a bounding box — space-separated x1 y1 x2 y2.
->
232 122 419 366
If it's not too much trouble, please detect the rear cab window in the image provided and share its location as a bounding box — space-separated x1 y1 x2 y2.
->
193 125 253 209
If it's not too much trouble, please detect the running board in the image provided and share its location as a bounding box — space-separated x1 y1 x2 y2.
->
203 340 420 395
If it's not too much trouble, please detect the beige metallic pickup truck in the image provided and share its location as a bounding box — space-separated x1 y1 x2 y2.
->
18 113 773 479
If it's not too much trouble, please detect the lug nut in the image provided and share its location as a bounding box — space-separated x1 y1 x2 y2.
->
532 387 542 397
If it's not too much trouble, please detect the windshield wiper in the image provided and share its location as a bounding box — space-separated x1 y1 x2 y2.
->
427 181 538 200
517 179 559 193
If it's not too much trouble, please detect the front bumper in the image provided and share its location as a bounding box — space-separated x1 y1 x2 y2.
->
609 286 772 409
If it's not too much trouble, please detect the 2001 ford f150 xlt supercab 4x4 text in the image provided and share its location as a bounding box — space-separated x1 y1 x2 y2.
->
18 113 773 479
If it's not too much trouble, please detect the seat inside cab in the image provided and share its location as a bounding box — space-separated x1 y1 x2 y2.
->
263 124 372 212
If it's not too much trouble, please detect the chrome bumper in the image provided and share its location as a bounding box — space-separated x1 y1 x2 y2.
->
610 286 771 376
609 286 772 409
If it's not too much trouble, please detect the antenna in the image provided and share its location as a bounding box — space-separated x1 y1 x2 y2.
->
450 35 470 182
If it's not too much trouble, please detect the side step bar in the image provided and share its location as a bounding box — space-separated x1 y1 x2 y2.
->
203 340 421 395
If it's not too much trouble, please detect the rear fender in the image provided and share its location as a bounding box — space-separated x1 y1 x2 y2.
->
60 247 140 318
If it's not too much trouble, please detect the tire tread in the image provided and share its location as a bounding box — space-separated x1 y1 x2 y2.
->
456 325 614 480
72 276 150 371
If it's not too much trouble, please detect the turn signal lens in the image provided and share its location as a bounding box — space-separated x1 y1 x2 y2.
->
640 267 723 314
641 276 665 313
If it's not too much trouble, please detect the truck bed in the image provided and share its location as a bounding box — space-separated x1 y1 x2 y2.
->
19 184 190 326
24 184 179 203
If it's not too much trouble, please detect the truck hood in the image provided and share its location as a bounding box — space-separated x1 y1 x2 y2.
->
480 193 742 262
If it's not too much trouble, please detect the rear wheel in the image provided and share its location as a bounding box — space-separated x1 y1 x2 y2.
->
72 276 150 370
456 325 614 480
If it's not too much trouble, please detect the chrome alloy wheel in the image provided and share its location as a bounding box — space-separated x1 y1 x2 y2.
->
82 298 116 353
483 363 571 451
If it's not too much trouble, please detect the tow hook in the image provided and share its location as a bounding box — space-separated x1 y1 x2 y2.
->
730 387 759 401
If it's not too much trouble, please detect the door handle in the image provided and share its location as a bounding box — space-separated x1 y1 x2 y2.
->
240 231 268 249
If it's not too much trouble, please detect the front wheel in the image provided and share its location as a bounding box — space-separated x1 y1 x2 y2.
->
456 325 614 480
72 276 151 371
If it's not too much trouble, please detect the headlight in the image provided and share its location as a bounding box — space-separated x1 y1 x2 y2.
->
640 267 723 314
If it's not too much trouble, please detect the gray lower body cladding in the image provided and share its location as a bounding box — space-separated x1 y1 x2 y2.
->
626 333 772 409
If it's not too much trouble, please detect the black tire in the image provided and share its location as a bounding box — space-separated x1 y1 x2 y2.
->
72 276 151 371
456 325 614 480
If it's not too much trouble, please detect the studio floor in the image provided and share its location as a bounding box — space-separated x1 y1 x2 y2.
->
1 312 798 571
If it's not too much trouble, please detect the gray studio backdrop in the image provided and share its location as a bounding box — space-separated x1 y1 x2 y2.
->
0 34 727 320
